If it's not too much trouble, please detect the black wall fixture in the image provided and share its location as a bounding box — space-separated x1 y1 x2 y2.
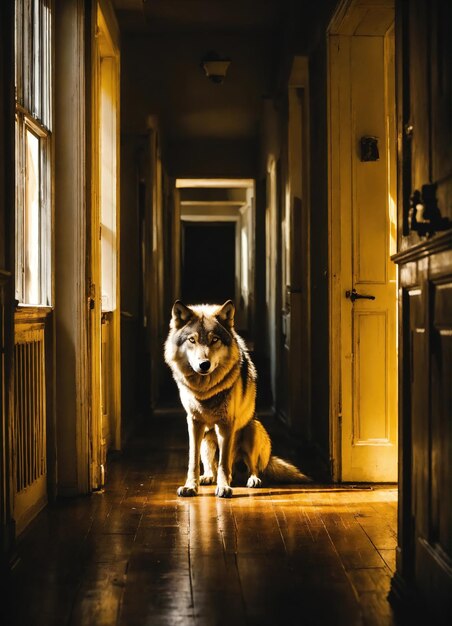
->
360 136 379 161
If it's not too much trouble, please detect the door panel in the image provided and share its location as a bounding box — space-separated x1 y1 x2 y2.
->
354 311 388 441
353 37 388 286
431 280 452 556
336 31 397 481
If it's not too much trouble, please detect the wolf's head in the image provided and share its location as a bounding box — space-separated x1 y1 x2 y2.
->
166 300 236 376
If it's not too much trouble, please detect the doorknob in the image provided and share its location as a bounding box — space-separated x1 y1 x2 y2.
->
345 288 376 302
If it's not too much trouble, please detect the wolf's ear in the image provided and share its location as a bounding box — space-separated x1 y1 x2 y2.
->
217 300 235 328
172 300 193 328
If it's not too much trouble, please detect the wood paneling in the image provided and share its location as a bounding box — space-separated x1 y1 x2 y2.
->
431 280 452 548
394 165 452 623
393 1 452 617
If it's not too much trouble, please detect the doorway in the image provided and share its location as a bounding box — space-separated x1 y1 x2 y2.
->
175 179 255 332
328 0 397 482
182 222 236 305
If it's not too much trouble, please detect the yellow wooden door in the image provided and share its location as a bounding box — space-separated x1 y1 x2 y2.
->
336 32 398 482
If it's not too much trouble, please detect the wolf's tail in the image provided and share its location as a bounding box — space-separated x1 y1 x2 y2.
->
263 456 311 484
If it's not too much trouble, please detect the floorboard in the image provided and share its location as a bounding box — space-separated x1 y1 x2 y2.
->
3 413 416 626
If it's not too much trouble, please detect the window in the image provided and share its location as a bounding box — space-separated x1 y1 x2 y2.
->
15 0 52 306
100 55 118 312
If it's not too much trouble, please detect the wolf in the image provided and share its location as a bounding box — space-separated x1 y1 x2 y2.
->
164 300 309 498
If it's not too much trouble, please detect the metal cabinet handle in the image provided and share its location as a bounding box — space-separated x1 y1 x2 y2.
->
345 288 376 303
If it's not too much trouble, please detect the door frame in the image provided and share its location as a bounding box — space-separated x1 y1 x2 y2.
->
54 0 91 496
327 0 397 481
97 1 121 453
286 56 311 436
328 24 345 481
89 0 121 488
179 191 255 331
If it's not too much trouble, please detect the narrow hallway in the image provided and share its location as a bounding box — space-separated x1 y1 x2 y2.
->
6 413 401 626
1 2 451 624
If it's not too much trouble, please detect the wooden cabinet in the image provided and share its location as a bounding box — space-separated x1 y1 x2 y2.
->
392 0 452 620
393 235 452 618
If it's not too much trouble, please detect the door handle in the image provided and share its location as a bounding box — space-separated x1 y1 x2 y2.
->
345 288 376 303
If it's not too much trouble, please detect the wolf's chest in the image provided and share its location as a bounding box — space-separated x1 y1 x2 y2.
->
189 389 231 426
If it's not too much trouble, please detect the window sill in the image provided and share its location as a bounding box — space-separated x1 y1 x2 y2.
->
15 304 53 325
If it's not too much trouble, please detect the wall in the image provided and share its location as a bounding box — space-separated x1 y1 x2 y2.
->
307 35 330 464
168 138 257 179
0 0 16 562
119 122 174 413
119 135 142 435
256 98 282 408
120 30 276 178
256 0 339 473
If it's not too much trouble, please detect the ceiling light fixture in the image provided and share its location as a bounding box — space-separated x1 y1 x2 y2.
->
201 52 231 84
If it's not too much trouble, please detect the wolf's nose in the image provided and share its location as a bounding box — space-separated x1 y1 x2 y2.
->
199 360 211 372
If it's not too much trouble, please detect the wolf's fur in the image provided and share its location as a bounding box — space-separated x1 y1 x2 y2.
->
164 300 309 498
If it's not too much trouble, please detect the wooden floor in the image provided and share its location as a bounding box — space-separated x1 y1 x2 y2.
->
5 413 412 626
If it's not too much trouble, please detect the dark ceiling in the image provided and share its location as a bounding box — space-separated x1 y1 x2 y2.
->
112 0 283 34
112 0 332 177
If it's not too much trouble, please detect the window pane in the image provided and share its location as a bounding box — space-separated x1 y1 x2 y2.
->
100 57 117 312
42 0 51 128
24 127 41 305
15 117 24 301
33 0 41 118
24 0 33 112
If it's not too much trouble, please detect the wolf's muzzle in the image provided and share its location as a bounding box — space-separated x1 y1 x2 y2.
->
199 360 211 373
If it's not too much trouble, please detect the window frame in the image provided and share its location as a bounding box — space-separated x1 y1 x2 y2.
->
14 0 52 307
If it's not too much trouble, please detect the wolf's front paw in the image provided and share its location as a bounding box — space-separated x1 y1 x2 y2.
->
200 474 216 485
177 485 198 497
215 485 233 498
246 475 262 488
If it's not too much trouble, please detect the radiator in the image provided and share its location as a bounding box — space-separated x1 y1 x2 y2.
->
14 327 47 531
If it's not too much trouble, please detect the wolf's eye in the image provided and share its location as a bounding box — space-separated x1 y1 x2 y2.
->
211 337 219 344
188 337 196 344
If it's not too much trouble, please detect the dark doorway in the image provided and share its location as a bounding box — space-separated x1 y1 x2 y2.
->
181 221 235 305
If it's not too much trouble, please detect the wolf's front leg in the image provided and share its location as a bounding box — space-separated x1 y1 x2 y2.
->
200 429 218 485
215 424 233 498
178 417 205 497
